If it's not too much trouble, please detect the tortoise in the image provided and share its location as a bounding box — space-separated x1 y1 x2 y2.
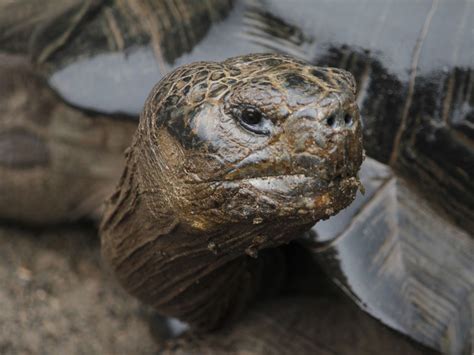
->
0 0 472 354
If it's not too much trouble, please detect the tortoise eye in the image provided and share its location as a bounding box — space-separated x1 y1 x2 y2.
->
241 107 262 126
234 106 270 135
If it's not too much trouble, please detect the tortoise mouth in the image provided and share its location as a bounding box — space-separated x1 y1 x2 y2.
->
235 172 353 184
218 141 362 186
222 161 358 186
219 173 361 223
239 173 357 193
190 167 361 227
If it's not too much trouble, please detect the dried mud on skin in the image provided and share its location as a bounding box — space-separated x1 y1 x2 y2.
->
0 223 157 355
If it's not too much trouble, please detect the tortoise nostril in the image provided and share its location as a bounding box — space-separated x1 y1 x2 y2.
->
326 115 336 128
344 114 353 126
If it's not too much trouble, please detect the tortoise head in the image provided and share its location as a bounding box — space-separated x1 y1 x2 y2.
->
136 53 363 233
101 53 364 328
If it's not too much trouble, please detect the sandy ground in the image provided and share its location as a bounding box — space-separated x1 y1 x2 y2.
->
0 222 160 355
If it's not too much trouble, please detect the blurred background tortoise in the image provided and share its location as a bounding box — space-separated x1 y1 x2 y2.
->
0 0 472 354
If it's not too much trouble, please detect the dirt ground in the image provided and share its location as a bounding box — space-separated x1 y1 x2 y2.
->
0 222 160 355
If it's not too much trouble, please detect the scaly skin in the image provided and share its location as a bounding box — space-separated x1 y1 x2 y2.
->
100 53 364 330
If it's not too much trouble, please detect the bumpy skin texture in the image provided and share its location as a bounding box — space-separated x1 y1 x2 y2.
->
100 53 363 330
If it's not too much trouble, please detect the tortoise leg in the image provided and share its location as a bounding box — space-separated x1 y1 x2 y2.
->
0 53 137 224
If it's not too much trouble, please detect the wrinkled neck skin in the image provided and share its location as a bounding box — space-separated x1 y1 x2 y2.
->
101 121 317 330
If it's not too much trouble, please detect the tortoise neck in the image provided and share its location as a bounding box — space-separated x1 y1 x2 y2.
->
100 148 311 329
